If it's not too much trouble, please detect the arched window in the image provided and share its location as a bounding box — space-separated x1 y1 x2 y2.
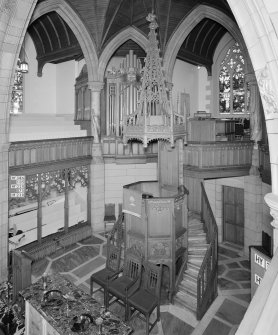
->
219 42 250 115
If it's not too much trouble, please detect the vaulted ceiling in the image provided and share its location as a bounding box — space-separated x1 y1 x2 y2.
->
28 0 235 75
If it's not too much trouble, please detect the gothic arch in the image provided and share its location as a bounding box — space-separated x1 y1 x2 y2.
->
31 0 99 82
163 4 247 82
98 26 148 81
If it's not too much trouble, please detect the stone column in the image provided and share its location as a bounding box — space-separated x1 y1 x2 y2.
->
265 193 278 254
88 81 105 232
246 73 262 176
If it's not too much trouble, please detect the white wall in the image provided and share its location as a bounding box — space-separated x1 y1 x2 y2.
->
105 162 157 216
172 59 202 117
24 33 76 116
24 33 57 114
56 60 76 115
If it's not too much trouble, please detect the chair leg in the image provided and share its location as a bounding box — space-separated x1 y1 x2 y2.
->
146 314 149 335
90 279 93 296
157 306 160 321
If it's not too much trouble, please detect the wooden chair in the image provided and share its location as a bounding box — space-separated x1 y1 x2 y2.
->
104 203 116 234
126 261 162 334
106 248 143 319
90 243 122 307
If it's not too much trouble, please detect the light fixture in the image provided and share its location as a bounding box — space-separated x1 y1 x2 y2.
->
20 36 29 73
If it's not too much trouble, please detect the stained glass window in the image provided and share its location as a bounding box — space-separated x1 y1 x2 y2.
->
219 42 249 114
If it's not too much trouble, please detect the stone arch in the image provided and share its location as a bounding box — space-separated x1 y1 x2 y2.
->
163 4 248 82
0 0 38 282
98 26 148 81
31 0 98 82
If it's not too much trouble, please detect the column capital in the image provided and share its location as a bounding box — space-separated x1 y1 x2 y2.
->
88 81 104 92
265 193 278 229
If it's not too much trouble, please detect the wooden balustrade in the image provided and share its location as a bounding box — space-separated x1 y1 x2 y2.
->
184 141 253 169
9 136 93 167
102 137 158 160
197 182 218 320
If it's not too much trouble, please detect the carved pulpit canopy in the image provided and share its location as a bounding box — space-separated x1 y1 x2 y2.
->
122 13 186 148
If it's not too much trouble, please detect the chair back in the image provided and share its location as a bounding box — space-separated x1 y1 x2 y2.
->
142 261 162 299
106 243 122 272
123 248 143 280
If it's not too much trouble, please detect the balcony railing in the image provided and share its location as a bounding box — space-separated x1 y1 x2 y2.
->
184 141 253 169
9 136 93 168
102 137 158 161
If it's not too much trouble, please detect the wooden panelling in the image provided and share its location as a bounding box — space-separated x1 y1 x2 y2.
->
184 141 253 169
9 137 93 168
102 137 158 162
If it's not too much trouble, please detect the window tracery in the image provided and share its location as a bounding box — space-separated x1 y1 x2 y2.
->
219 42 250 115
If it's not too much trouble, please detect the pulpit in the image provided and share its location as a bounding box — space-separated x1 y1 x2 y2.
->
123 181 188 301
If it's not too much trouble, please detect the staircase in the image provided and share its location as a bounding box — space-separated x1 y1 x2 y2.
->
174 214 208 315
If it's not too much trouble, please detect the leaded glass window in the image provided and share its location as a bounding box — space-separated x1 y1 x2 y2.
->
219 42 250 114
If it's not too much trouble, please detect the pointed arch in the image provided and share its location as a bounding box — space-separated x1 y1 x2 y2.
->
163 4 247 81
98 26 148 81
31 0 98 82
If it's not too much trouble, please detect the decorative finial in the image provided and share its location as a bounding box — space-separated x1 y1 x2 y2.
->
146 13 158 30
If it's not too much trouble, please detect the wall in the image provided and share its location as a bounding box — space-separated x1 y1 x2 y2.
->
204 176 272 255
172 59 199 117
197 66 210 112
104 162 157 217
56 60 76 115
24 34 57 115
24 34 76 116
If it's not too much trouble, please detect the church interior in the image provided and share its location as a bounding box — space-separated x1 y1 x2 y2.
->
1 0 278 334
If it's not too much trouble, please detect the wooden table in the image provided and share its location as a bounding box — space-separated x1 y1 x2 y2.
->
20 274 133 335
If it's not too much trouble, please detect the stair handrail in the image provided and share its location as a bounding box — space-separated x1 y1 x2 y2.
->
196 182 218 320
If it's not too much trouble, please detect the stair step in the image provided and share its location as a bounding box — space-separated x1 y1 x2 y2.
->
189 222 204 228
185 269 198 279
187 262 201 272
188 234 206 239
175 291 197 310
181 275 197 288
188 232 206 238
174 296 197 314
188 247 208 254
188 243 207 248
180 282 197 296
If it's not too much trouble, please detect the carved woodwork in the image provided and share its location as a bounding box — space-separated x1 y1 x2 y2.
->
122 14 186 148
123 181 188 301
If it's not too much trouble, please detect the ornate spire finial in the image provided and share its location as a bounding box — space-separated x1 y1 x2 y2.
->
146 12 158 30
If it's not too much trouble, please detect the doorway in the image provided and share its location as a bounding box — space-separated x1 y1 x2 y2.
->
223 186 244 246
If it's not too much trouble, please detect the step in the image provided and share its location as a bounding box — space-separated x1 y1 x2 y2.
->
187 262 201 273
188 247 208 254
188 234 207 240
188 242 208 248
174 296 197 315
175 291 197 310
181 275 197 289
185 269 198 280
180 281 197 296
188 224 204 234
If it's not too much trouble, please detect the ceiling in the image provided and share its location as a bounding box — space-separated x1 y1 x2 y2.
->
28 0 235 75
